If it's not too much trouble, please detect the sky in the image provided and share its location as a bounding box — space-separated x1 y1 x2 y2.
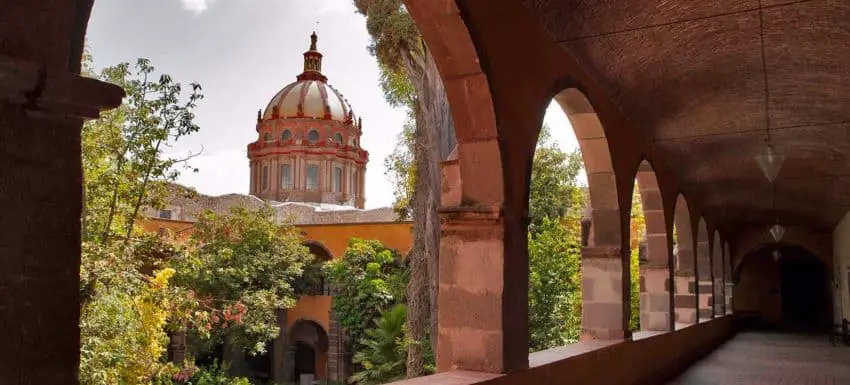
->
86 0 581 209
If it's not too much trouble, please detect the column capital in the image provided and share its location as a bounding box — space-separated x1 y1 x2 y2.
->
0 54 124 120
439 204 503 223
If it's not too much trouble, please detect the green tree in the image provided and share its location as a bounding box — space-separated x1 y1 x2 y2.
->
629 184 645 331
79 54 205 383
384 111 416 220
350 304 410 385
82 58 203 245
529 125 585 236
172 206 314 356
527 124 587 350
528 217 583 350
324 239 408 356
79 236 197 384
355 1 453 375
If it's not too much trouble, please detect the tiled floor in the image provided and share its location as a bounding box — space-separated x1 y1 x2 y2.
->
668 332 850 384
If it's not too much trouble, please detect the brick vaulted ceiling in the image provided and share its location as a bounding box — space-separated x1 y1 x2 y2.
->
521 0 850 232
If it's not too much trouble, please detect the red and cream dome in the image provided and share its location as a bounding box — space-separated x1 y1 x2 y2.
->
262 80 355 123
261 32 356 124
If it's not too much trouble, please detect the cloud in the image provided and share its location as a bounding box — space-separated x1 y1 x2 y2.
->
318 0 350 14
180 0 213 15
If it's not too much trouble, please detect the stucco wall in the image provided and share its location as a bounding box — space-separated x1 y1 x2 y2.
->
286 296 332 333
833 211 850 323
300 222 413 257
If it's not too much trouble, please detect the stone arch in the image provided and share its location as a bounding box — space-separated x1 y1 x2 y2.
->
634 160 671 332
712 231 724 316
287 319 330 383
696 217 713 321
405 2 503 208
304 240 332 261
734 243 832 331
299 241 332 296
405 2 516 374
673 194 697 326
549 87 625 340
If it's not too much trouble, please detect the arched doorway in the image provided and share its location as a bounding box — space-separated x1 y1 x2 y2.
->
287 319 329 383
734 243 831 332
294 341 316 380
776 245 830 332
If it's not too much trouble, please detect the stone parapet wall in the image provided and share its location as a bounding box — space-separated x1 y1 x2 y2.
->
143 183 397 225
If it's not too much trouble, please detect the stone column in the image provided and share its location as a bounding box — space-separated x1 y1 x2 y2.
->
696 238 714 321
582 246 628 339
714 238 725 317
0 46 123 383
437 205 527 373
674 243 698 325
169 330 187 365
638 191 671 331
327 310 349 383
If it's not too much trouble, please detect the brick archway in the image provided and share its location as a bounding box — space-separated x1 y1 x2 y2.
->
673 194 698 326
551 87 626 340
634 160 671 332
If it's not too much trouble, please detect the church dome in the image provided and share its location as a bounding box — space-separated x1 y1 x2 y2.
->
262 80 354 123
261 32 356 124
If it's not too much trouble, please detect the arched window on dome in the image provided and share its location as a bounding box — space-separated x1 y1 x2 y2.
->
307 129 320 143
333 133 343 145
281 130 292 141
263 132 272 142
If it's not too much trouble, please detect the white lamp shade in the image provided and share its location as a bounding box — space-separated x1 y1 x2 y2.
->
755 145 786 183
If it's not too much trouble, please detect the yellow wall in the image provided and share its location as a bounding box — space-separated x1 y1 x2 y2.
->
287 296 332 332
299 222 412 258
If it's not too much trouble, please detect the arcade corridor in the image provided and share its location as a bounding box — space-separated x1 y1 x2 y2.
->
668 332 850 384
4 0 850 384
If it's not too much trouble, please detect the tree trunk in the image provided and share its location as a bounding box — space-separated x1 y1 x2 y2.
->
404 49 449 378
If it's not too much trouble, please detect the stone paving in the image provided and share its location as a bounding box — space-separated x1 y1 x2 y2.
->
668 332 850 384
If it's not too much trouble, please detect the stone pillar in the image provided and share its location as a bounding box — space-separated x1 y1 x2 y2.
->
725 243 734 315
272 309 289 384
638 189 671 331
169 330 187 365
437 205 527 373
0 41 124 383
696 238 714 321
582 246 629 339
674 243 698 325
327 310 349 383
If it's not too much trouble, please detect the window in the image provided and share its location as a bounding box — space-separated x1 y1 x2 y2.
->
280 164 292 189
281 130 292 141
159 209 172 219
307 130 319 143
306 164 319 190
261 165 269 190
333 133 343 144
263 132 272 142
333 167 342 193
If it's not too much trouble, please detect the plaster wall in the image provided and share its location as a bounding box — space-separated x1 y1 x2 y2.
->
832 211 850 323
300 222 413 257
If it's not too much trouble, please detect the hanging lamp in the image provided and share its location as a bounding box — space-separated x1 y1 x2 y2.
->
755 144 786 183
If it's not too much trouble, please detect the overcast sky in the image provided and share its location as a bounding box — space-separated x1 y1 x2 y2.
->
86 0 581 209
